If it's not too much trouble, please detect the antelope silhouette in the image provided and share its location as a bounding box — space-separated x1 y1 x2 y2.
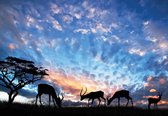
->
148 92 162 109
35 84 64 108
107 90 133 107
80 88 106 107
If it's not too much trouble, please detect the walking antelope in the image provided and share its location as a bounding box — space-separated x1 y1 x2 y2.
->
35 84 64 108
148 92 162 109
80 88 106 106
107 90 133 107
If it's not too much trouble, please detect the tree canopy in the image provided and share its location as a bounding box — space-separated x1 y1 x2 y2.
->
0 56 48 104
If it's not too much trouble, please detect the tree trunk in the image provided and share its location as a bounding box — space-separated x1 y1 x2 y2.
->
8 90 18 104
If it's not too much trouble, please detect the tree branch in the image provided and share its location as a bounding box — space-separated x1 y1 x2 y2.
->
0 83 8 88
0 77 12 89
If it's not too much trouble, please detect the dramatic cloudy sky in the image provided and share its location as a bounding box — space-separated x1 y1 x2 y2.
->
0 0 168 108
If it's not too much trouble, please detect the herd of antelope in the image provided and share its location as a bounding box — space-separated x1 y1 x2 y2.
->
35 83 162 109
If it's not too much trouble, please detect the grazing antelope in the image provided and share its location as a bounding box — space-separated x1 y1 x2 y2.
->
107 90 133 107
80 88 106 107
35 84 64 108
148 92 162 109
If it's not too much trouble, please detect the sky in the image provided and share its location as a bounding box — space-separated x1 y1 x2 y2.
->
0 0 168 108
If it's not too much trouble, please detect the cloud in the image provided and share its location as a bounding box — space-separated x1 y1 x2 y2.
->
50 3 62 15
62 15 73 24
147 76 153 82
95 23 110 33
74 29 90 34
74 13 82 19
143 20 168 54
149 89 157 93
0 4 22 42
48 15 63 31
82 0 109 21
143 20 150 27
111 23 119 29
26 15 35 27
128 48 146 56
143 75 168 93
64 3 83 20
87 8 96 19
8 43 17 50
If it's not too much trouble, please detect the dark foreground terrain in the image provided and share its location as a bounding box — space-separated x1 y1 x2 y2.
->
0 102 168 116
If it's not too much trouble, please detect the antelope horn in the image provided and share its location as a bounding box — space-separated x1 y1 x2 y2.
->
80 87 83 96
83 87 87 95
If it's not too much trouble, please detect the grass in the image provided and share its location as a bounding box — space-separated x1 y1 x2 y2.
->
0 102 168 116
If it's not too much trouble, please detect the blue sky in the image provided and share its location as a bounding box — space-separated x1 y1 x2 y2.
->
0 0 168 108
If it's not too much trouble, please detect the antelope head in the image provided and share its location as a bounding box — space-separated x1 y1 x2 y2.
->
80 87 87 101
106 95 111 105
158 92 162 99
56 93 64 108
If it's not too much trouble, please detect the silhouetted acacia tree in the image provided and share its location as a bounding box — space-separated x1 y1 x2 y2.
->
0 56 48 104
